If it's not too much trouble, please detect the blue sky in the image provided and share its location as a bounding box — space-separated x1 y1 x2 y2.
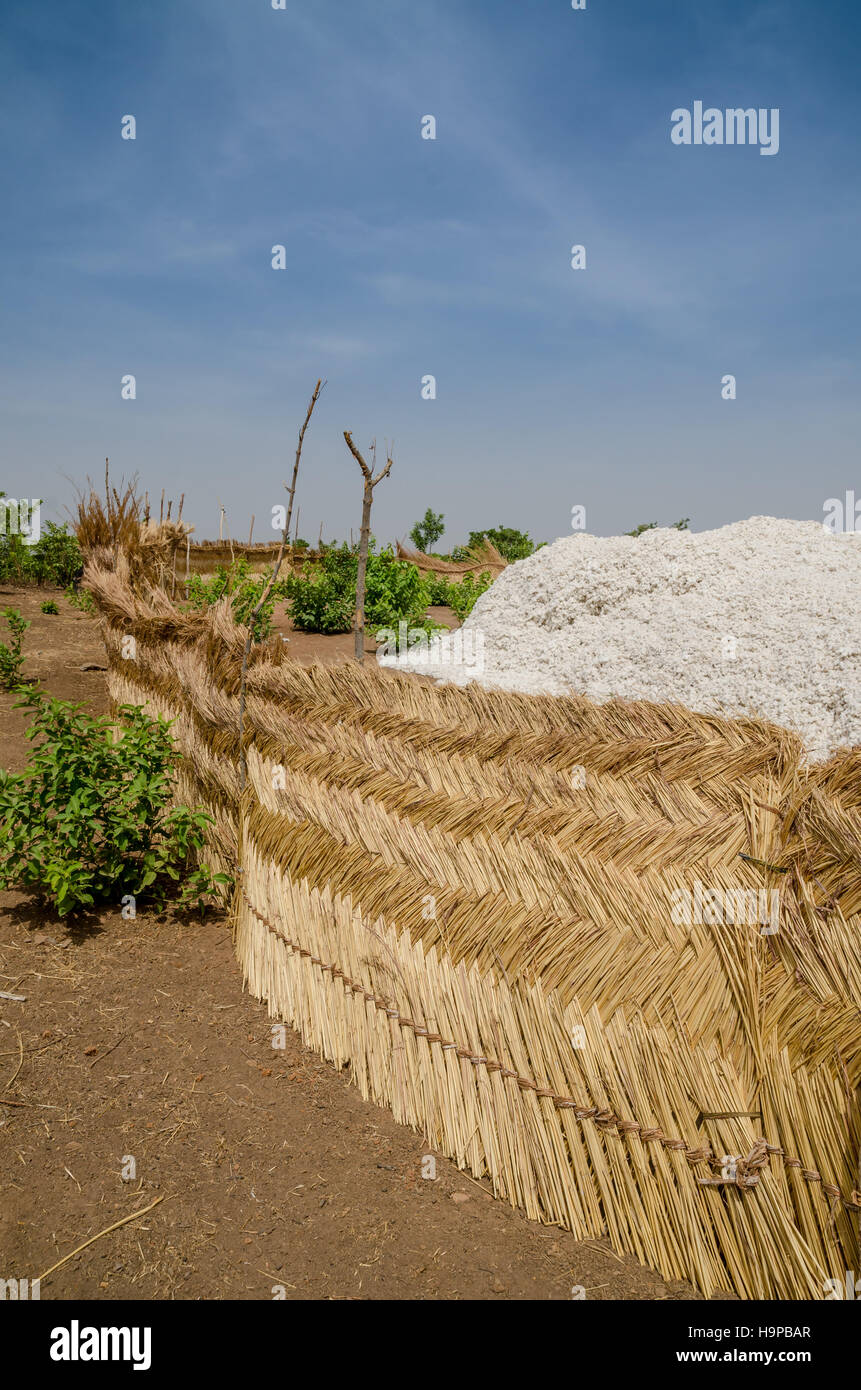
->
1 0 859 544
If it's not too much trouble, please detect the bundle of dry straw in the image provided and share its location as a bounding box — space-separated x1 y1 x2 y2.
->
86 560 861 1299
73 470 192 590
396 539 508 580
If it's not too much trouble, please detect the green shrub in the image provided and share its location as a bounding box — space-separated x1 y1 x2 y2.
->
284 544 355 634
365 550 434 632
41 600 59 615
286 544 437 636
466 527 536 563
446 571 493 622
422 571 494 620
426 574 451 606
65 585 96 614
0 609 30 690
186 558 288 640
30 523 84 586
0 513 83 588
0 690 230 916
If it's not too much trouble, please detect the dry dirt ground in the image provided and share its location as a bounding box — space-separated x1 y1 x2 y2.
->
0 586 710 1301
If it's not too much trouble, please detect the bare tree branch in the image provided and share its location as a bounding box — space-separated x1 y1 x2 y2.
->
237 380 325 792
284 379 324 541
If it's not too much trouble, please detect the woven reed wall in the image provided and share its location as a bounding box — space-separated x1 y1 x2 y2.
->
87 564 861 1299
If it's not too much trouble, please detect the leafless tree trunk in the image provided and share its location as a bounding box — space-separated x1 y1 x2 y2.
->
343 432 394 664
237 379 324 793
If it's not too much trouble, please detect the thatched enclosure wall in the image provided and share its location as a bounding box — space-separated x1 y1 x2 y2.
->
184 538 507 581
396 539 508 580
87 562 861 1299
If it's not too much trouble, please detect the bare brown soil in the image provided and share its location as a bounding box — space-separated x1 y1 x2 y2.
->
0 587 710 1300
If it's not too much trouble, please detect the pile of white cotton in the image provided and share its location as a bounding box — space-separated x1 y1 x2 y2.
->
380 518 861 761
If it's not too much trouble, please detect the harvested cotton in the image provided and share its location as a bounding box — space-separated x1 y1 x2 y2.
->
380 518 861 761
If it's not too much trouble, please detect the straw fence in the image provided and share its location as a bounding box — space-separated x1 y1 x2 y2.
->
185 539 507 581
396 539 508 581
87 561 861 1299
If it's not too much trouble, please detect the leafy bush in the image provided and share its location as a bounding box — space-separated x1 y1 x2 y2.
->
31 523 84 586
186 558 288 640
365 550 434 632
0 609 30 690
410 508 445 553
423 571 494 621
41 600 59 615
464 527 536 563
426 574 451 606
284 545 355 634
445 571 492 622
65 585 96 614
286 544 436 636
0 516 83 588
0 690 230 916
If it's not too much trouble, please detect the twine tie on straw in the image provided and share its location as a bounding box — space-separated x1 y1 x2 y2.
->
241 887 861 1215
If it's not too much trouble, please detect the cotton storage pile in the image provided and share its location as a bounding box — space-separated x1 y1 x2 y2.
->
382 517 861 761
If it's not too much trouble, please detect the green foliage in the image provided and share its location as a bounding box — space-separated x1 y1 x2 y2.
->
626 518 690 537
285 543 437 636
0 608 30 690
0 691 230 917
65 585 96 614
40 600 59 615
427 571 493 622
31 523 84 586
426 574 451 606
284 544 355 634
365 550 435 633
0 512 83 588
186 558 288 640
465 527 536 563
446 571 492 622
409 508 445 553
